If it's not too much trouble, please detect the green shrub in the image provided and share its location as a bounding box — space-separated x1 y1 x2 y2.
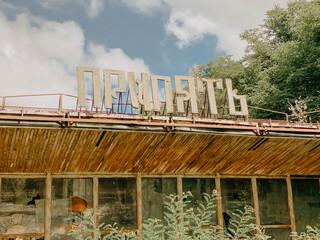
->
68 190 318 240
291 226 320 240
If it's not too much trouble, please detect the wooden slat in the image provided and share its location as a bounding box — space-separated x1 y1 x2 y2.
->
0 173 46 178
0 177 1 203
0 233 44 239
45 173 52 240
0 128 320 176
137 174 142 232
286 176 296 232
261 225 291 229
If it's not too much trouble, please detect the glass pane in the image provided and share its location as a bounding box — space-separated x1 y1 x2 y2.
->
292 179 320 233
51 178 93 240
142 178 177 220
221 178 253 228
0 178 45 235
182 178 217 225
258 179 290 225
98 178 137 229
265 228 291 240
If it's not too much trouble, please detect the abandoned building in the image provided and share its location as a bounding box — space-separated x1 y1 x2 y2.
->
0 69 319 240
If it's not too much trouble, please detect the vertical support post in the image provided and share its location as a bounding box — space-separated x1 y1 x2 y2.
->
137 174 143 232
177 176 183 200
45 173 52 240
286 175 296 233
177 176 184 223
93 176 99 240
215 174 223 228
251 177 261 227
0 177 2 203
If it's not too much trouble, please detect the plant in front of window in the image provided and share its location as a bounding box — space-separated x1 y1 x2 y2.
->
69 190 270 240
290 226 320 240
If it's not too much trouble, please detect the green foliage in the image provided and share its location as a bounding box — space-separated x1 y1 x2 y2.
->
200 0 320 121
226 206 270 240
69 191 270 240
68 210 101 240
68 191 320 240
69 210 139 240
291 226 320 240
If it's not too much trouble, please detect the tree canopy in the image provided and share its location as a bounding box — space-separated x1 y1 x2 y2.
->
199 0 320 121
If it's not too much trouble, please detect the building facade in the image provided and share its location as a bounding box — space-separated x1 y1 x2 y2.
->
0 108 319 240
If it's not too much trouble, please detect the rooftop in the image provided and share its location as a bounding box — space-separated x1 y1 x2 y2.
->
0 93 319 177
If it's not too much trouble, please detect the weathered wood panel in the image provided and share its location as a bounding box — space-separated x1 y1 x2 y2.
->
0 127 319 176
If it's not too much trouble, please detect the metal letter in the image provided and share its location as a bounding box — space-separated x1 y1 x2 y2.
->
226 78 248 116
128 72 151 112
203 78 223 115
103 69 126 109
150 75 173 114
174 76 198 114
77 67 101 109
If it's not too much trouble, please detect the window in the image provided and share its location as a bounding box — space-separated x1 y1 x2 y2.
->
51 178 93 240
257 179 290 225
99 178 137 229
142 178 177 220
182 178 217 225
0 178 45 235
221 178 253 229
292 179 320 232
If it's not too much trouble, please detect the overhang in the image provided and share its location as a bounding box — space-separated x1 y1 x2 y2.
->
0 113 319 176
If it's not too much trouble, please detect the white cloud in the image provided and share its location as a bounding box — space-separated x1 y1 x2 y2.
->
113 0 165 15
33 0 290 58
0 4 150 108
166 10 217 49
85 43 149 73
35 0 104 18
114 0 289 59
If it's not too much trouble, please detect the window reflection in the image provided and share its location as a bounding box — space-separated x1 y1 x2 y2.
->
258 179 290 225
0 178 45 235
142 178 177 220
51 179 93 240
98 178 137 229
221 178 253 230
292 179 320 232
265 228 291 240
182 178 217 225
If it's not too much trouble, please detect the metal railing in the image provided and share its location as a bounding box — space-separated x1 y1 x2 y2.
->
1 93 319 124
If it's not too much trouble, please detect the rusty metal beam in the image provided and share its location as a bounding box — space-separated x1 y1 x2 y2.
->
0 114 320 135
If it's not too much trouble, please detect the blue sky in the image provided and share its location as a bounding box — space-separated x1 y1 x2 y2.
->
0 0 288 105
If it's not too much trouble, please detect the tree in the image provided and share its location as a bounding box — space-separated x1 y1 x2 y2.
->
200 0 320 121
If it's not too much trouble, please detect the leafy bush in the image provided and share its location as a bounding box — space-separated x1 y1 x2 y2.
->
68 190 318 240
291 226 320 240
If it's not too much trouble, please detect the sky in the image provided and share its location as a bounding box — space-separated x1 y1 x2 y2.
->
0 0 289 108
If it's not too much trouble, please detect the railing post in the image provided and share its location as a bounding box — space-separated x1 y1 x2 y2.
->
59 94 63 113
2 97 5 110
